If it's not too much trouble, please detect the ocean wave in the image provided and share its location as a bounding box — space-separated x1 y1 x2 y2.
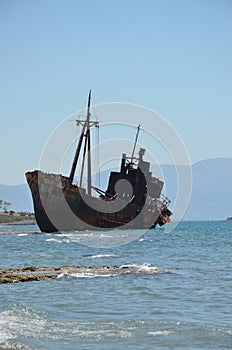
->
147 330 172 336
119 263 169 274
0 341 34 350
0 306 49 349
55 263 172 280
45 238 70 243
57 271 117 279
2 305 229 348
52 230 143 248
0 308 177 345
77 254 123 259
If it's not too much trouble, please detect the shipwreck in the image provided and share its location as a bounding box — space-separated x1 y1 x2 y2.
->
26 91 172 232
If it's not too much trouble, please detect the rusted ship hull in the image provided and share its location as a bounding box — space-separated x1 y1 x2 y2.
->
26 92 172 233
26 170 171 233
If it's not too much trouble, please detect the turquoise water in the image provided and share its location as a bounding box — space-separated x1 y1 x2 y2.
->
0 221 231 349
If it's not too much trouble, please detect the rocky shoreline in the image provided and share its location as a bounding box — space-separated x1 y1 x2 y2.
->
0 264 165 283
0 220 36 226
0 266 123 283
0 230 40 235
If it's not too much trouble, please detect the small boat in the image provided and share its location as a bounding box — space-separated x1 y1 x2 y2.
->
26 91 172 232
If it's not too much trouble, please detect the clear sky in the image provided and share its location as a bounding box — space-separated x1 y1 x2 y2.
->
0 0 231 185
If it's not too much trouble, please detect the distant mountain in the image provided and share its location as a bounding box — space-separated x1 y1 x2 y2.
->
0 158 231 220
0 183 33 212
155 158 232 220
184 158 232 220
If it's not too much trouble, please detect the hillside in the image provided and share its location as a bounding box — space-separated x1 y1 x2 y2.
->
157 158 232 220
0 183 33 212
0 158 231 220
185 158 232 220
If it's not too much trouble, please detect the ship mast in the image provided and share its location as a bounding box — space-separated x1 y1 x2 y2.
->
131 124 140 163
86 90 92 195
69 90 98 195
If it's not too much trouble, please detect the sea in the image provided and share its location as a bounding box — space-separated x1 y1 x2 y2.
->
0 221 231 350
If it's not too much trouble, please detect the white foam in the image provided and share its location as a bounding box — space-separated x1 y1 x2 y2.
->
56 271 117 279
0 306 61 345
147 330 172 336
56 264 166 280
52 230 143 248
45 238 70 243
119 263 166 274
87 254 122 259
0 306 46 345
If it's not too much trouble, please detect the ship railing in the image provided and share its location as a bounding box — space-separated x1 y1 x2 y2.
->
160 193 171 206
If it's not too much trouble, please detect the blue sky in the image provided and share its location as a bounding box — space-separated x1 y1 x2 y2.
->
0 0 231 184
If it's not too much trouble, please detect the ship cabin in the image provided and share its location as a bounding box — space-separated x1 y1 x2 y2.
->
105 148 164 206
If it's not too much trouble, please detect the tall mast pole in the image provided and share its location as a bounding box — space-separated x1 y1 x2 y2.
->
131 124 140 163
69 90 91 185
69 119 87 184
79 132 88 188
86 90 92 195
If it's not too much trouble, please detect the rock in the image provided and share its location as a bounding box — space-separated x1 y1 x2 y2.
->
0 264 167 283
